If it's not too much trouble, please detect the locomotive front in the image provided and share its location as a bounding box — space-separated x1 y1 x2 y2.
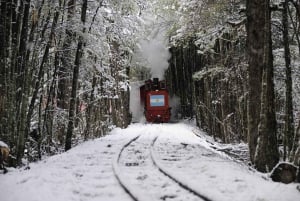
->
140 78 171 123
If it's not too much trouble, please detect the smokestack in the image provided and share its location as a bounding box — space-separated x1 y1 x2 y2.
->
153 78 159 90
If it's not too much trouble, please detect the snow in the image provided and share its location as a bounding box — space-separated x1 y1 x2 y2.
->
193 66 224 81
0 141 9 148
1 122 299 201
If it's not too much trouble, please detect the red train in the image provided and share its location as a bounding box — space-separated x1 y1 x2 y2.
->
140 78 171 123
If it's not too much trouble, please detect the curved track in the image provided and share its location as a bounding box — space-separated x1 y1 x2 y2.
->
112 135 142 201
150 137 213 201
113 134 213 201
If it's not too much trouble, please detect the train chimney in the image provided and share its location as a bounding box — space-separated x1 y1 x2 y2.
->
152 78 159 90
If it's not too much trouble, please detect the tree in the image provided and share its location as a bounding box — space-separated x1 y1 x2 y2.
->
14 0 31 165
0 0 12 144
65 0 88 151
58 0 76 110
282 0 294 161
246 0 279 172
246 0 264 163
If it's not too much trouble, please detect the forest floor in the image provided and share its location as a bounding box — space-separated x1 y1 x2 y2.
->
0 122 299 201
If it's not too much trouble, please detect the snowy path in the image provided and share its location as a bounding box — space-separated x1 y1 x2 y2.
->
0 122 299 201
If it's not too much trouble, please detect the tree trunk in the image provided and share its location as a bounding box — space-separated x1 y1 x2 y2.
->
57 0 76 145
15 0 31 165
282 1 295 161
84 75 97 140
65 41 82 151
246 0 264 163
290 1 300 54
0 0 12 143
65 0 87 151
293 119 300 166
58 0 76 110
253 0 279 172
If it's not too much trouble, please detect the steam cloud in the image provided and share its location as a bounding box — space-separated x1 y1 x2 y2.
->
130 81 145 123
138 28 171 80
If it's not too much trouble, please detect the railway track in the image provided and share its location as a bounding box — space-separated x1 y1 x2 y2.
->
113 134 213 201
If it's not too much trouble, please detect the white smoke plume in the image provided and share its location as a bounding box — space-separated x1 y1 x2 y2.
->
129 81 146 123
137 28 170 80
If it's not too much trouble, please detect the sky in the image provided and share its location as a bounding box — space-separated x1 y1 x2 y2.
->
0 122 299 201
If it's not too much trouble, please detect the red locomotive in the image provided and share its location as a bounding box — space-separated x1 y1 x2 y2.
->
140 78 171 123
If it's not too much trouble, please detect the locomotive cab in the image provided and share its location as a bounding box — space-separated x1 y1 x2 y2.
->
140 78 171 123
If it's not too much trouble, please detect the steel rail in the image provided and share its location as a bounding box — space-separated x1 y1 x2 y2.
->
150 136 214 201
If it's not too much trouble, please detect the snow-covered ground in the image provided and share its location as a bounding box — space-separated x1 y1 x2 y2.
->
0 122 299 201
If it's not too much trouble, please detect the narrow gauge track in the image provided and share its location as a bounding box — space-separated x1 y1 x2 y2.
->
151 137 213 201
113 134 213 201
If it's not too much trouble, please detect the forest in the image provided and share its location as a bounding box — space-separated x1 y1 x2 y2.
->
0 0 299 177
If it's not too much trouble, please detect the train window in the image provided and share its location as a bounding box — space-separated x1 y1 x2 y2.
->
150 95 165 107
